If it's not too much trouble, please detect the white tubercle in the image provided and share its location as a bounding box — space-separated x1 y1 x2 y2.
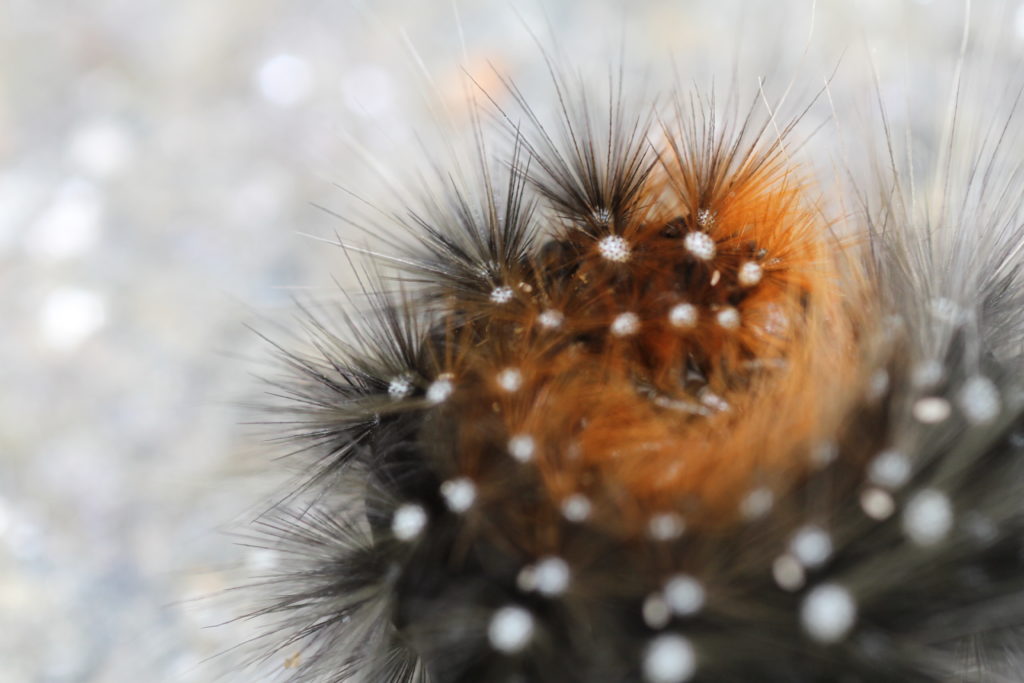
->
440 477 476 513
664 575 705 616
696 208 714 228
902 489 953 546
561 494 592 522
643 634 697 683
868 450 911 489
772 554 805 592
426 375 455 404
497 367 523 392
740 487 774 520
508 434 536 463
598 234 631 262
531 556 571 597
700 391 730 413
643 593 672 630
391 503 427 541
790 525 832 569
913 396 951 423
737 261 763 286
387 376 413 400
648 512 686 541
668 303 698 329
488 606 534 654
490 285 514 304
611 312 641 337
684 231 716 260
860 488 895 520
715 307 740 330
801 583 857 644
538 309 565 329
958 375 1000 425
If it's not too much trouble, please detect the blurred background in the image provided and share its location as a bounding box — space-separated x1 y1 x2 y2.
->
1 0 1020 681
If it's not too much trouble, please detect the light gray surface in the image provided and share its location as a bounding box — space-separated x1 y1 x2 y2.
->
3 1 1021 681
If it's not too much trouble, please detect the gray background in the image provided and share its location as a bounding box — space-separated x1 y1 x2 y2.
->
2 1 1020 681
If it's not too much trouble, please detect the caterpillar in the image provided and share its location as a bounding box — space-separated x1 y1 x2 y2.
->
235 5 1024 682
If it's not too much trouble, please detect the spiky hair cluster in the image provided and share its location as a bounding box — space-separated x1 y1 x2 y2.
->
241 72 1024 682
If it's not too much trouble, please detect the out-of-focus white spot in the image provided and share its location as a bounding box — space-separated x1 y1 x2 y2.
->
524 556 570 597
740 487 774 520
515 566 535 592
913 396 951 423
561 494 591 522
508 434 535 463
68 121 133 177
958 375 1000 425
790 525 833 569
611 312 640 337
868 449 911 489
40 287 107 351
643 634 696 683
811 441 838 468
440 477 476 513
598 234 631 262
391 503 427 541
648 512 685 541
1016 3 1024 40
903 489 953 546
342 64 395 117
866 369 889 400
801 583 857 644
860 488 895 520
488 605 534 653
911 359 944 388
772 554 805 591
664 575 704 616
26 180 102 261
496 367 523 392
257 54 313 106
643 593 671 630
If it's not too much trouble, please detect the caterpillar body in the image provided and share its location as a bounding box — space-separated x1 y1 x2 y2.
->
237 10 1024 683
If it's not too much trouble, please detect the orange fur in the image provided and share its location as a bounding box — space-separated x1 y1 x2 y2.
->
422 118 872 547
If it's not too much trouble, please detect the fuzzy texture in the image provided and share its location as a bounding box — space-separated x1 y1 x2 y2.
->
239 49 1024 683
